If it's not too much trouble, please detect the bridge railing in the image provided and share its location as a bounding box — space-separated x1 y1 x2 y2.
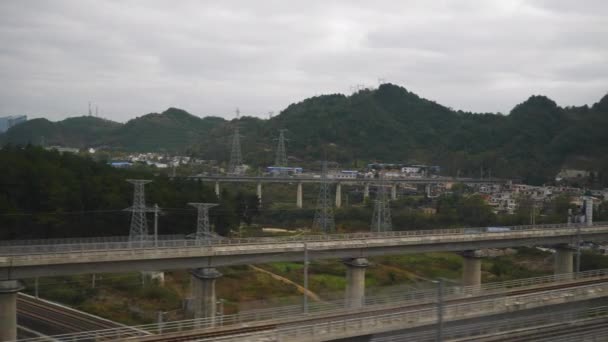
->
374 305 608 342
0 234 186 246
15 269 608 342
273 282 608 342
1 221 604 257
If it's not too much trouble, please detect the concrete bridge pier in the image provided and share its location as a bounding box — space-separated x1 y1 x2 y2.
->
336 183 342 208
462 251 482 287
256 182 262 206
391 184 397 200
363 183 370 201
554 245 574 277
0 280 24 342
297 182 303 208
190 268 222 325
214 182 221 199
344 258 369 309
425 184 431 198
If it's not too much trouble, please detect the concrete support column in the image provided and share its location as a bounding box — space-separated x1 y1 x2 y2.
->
141 271 165 286
344 258 369 309
214 182 221 199
256 182 262 206
462 251 482 287
554 245 574 276
335 183 342 208
391 184 397 200
296 182 303 208
363 183 370 201
0 280 24 342
585 197 593 226
425 184 431 198
190 268 222 325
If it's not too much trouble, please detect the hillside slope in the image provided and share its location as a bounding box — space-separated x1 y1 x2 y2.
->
2 84 608 184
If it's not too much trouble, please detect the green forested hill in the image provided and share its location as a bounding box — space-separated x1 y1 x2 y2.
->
2 84 608 184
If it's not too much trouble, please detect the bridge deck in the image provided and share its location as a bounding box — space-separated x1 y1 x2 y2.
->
1 223 607 280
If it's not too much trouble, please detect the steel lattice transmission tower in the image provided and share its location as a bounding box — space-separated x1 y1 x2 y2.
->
274 129 288 167
188 203 218 242
228 108 243 175
125 179 153 242
371 175 392 232
312 160 335 233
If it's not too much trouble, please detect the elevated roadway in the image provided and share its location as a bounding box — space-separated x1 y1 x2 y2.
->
188 175 507 185
1 222 606 280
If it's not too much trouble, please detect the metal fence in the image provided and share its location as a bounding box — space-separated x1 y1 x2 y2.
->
1 222 604 258
373 305 608 342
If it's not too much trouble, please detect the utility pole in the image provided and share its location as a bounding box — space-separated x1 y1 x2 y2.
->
154 203 159 247
529 200 536 226
312 160 335 233
371 175 392 232
434 279 444 342
303 242 309 313
188 203 218 243
125 179 153 243
228 108 243 175
576 222 581 275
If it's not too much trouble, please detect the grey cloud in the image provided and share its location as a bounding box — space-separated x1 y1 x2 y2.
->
0 0 606 122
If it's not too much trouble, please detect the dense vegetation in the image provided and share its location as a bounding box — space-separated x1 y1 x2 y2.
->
2 84 608 185
0 145 261 239
0 146 586 240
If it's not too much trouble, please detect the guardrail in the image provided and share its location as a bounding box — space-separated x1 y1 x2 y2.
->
15 269 608 342
272 282 608 342
375 305 608 342
0 222 603 258
0 235 186 247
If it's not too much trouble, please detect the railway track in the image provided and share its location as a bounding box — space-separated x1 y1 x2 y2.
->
140 277 608 341
17 293 133 336
475 318 608 342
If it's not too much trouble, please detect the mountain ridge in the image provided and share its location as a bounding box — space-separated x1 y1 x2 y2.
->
2 83 608 184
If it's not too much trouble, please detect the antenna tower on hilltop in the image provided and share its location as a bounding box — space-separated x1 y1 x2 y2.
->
188 203 218 242
274 129 288 167
371 175 392 232
312 160 335 233
125 179 153 242
228 108 243 175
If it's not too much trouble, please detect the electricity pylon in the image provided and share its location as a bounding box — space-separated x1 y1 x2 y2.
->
125 179 153 242
228 108 243 175
188 203 218 243
274 129 288 167
312 160 335 233
371 175 392 232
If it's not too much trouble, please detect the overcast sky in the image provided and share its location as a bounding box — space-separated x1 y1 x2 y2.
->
0 0 606 122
